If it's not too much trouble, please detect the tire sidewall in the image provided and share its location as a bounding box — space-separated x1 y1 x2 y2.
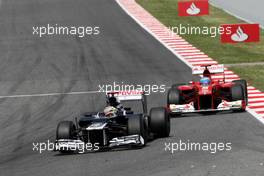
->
56 121 76 140
149 107 170 137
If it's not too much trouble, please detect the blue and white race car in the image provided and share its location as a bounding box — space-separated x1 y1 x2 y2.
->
55 91 170 153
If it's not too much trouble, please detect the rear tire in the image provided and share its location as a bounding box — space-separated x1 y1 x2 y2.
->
149 107 170 138
167 88 181 105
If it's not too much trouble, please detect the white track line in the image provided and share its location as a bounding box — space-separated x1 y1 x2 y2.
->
248 90 262 93
116 0 264 125
247 108 264 124
178 50 202 53
249 98 264 102
0 91 100 99
184 55 210 59
252 108 264 112
180 53 205 56
249 102 264 106
249 94 264 97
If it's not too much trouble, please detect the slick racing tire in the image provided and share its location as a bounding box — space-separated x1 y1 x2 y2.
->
167 88 181 105
56 121 76 140
128 115 147 145
231 84 244 101
232 80 248 105
231 84 246 112
56 121 76 153
149 107 170 138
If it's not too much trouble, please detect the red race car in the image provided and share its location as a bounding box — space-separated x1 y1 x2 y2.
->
167 65 248 115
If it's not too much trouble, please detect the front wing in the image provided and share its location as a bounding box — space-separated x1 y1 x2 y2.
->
169 100 244 113
55 134 144 153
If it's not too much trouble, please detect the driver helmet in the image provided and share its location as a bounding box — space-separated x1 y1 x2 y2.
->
103 106 118 118
107 96 120 107
200 77 211 86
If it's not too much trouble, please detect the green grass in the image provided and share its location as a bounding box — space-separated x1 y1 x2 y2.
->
230 65 264 92
136 0 264 64
136 0 264 91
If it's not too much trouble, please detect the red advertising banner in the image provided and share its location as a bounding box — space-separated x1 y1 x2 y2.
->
221 24 260 43
178 0 209 16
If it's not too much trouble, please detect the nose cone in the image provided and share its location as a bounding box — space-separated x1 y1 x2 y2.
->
198 85 212 95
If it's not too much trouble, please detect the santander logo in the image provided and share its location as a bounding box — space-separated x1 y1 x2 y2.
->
231 26 249 42
186 3 200 15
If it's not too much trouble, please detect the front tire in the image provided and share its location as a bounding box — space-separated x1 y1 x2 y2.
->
232 80 248 105
167 88 181 105
56 121 76 153
167 88 182 117
56 121 76 140
231 84 246 112
128 115 147 145
149 107 170 138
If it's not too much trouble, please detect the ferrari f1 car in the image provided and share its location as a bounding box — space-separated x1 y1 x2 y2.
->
167 65 248 115
55 91 170 153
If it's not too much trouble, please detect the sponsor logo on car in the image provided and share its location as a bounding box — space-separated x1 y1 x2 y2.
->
192 64 224 75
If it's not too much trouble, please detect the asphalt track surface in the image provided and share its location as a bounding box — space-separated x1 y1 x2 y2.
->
0 0 263 176
210 0 264 28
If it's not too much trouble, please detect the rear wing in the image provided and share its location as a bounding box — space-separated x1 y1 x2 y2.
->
106 91 145 101
192 64 224 75
106 91 147 114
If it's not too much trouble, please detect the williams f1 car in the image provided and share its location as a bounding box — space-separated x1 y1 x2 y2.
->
55 91 170 153
167 65 248 115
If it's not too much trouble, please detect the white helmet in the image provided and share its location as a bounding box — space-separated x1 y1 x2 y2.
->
103 106 118 118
